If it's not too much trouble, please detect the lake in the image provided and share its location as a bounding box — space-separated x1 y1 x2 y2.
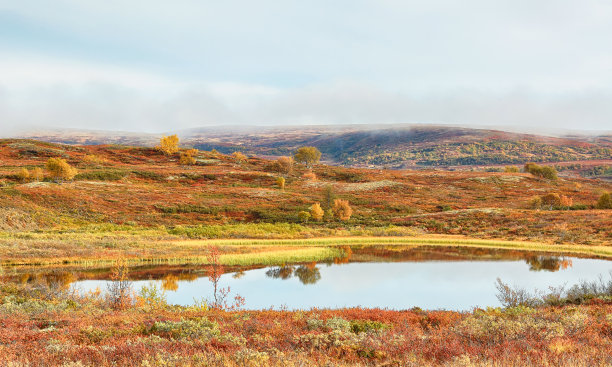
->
11 246 612 310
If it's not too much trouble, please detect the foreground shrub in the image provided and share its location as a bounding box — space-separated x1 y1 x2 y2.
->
149 318 220 340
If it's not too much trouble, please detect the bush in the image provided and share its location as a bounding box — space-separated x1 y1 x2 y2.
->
524 163 558 180
231 151 248 163
276 177 285 190
298 211 311 223
16 168 30 182
531 193 574 210
157 135 179 155
149 318 220 340
46 158 77 181
332 199 353 221
179 149 198 165
596 192 612 209
82 154 108 166
30 167 44 182
302 171 317 181
504 166 520 173
310 203 324 221
75 169 127 181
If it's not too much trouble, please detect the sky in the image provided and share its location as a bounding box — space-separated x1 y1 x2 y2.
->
1 0 612 133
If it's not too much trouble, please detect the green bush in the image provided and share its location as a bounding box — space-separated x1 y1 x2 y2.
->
596 192 612 209
75 170 128 181
148 318 220 340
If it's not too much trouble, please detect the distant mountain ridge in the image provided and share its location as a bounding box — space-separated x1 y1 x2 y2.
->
11 124 612 169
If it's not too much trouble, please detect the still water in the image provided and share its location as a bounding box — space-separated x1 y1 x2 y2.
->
60 246 611 311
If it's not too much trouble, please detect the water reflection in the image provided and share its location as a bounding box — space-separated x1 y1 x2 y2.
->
3 246 584 291
266 263 322 285
525 256 572 272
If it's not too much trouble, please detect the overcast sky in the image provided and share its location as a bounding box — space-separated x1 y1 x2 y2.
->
1 0 612 133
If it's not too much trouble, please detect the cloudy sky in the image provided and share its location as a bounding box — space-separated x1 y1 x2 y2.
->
1 0 612 133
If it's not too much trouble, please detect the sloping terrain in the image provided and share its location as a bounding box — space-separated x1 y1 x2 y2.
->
0 139 610 245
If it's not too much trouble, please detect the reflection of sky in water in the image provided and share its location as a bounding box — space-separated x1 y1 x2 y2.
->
73 258 611 311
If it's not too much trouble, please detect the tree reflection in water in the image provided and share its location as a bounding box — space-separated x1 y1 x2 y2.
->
265 263 321 285
525 256 573 272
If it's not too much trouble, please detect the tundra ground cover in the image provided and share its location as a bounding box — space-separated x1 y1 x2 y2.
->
0 280 610 367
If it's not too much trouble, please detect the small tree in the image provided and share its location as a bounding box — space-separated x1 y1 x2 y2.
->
158 135 180 155
31 167 44 182
107 259 134 310
298 211 311 223
46 158 77 181
276 176 286 190
323 185 336 209
294 146 321 168
596 192 612 209
17 168 30 182
332 199 352 221
310 202 324 221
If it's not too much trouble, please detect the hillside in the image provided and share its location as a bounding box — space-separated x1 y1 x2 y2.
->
0 139 610 249
15 125 612 171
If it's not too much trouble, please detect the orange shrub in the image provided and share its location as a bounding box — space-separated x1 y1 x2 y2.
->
332 199 353 221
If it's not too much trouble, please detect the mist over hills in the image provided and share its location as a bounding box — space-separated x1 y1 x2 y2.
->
9 124 612 169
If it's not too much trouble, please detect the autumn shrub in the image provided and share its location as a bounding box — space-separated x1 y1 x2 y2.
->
148 318 220 340
138 282 167 309
276 176 285 190
82 154 108 166
16 168 30 182
298 211 311 223
276 156 294 176
596 192 612 209
30 167 44 182
524 163 558 180
504 166 520 173
46 157 78 181
302 171 317 181
231 151 248 163
179 149 198 165
531 193 572 210
157 134 180 155
332 199 353 221
310 202 324 221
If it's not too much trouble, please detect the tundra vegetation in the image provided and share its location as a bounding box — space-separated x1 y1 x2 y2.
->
0 138 611 366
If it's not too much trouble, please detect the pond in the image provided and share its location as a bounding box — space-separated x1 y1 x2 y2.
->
9 246 612 310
